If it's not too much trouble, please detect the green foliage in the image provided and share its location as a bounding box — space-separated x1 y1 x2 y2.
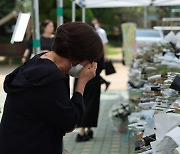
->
39 0 56 22
0 0 94 25
0 0 176 26
0 0 15 18
39 0 94 24
0 0 32 20
107 45 120 55
0 0 177 45
92 6 176 35
92 8 117 24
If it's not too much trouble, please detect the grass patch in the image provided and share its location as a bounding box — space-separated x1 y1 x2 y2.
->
108 39 122 47
107 44 121 55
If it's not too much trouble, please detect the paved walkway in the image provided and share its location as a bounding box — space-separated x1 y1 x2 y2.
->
64 91 136 154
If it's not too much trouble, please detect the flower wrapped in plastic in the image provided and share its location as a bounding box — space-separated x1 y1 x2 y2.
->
109 101 132 133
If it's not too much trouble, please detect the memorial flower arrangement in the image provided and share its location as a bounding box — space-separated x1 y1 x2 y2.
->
109 102 131 121
109 101 133 133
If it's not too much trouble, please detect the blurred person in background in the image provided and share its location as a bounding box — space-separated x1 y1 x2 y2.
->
92 18 111 91
0 22 103 154
22 19 55 63
75 23 104 142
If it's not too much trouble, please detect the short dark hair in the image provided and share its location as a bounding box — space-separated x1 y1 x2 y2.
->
51 22 103 62
40 20 53 31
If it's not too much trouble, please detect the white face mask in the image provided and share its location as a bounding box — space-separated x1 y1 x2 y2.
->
68 64 83 78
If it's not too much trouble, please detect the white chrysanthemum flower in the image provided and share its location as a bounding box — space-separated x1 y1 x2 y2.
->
118 109 124 114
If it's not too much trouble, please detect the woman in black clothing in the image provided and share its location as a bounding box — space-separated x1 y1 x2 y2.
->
0 22 103 154
22 19 55 63
75 55 104 142
74 23 106 142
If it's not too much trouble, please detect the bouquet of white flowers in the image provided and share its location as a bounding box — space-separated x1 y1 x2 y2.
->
109 102 132 133
109 103 131 121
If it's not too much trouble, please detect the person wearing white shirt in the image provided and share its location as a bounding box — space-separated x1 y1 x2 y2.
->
92 18 111 91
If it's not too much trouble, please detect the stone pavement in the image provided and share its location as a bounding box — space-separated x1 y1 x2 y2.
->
64 91 136 154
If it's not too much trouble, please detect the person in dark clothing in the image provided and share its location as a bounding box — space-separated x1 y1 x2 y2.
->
100 76 111 91
74 22 109 142
75 55 104 142
73 20 104 142
92 18 111 92
0 22 103 154
22 19 55 63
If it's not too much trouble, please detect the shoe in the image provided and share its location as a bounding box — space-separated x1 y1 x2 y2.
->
75 134 90 142
87 130 93 139
105 82 111 91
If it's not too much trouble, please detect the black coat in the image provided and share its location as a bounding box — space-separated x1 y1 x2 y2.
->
0 54 85 154
74 55 104 127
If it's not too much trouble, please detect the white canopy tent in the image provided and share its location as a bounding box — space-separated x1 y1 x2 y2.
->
75 0 149 8
73 0 180 23
154 0 180 6
75 0 180 8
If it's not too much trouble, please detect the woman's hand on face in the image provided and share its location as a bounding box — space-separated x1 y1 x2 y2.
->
78 62 97 84
75 62 97 95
